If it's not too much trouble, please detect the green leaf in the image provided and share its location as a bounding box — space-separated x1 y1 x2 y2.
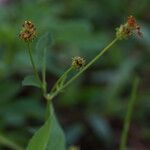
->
36 32 67 76
35 32 53 82
27 105 66 150
22 75 41 88
35 33 52 69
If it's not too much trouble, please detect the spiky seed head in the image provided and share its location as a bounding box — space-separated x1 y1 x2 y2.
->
116 15 142 40
19 20 36 42
72 56 85 69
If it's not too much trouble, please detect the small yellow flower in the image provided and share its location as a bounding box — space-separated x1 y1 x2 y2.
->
116 16 142 40
19 21 36 42
72 56 85 69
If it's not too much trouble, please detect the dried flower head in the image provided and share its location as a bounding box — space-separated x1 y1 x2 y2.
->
116 16 142 40
72 56 85 69
19 21 36 42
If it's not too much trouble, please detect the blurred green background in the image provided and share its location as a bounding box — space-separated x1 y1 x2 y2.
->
0 0 150 149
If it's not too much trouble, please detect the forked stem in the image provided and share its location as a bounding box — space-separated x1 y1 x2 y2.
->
49 38 118 100
50 67 73 93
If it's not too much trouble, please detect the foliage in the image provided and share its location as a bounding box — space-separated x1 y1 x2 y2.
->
0 0 150 149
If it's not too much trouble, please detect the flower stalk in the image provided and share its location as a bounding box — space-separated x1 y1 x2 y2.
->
18 15 143 150
19 16 142 102
50 67 73 93
48 37 118 100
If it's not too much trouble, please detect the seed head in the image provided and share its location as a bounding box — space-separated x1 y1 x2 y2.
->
116 16 142 40
72 56 85 69
19 21 36 42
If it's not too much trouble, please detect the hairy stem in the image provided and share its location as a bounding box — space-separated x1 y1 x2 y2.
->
119 77 140 150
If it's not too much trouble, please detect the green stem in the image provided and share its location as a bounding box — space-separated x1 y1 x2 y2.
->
42 51 46 85
119 77 140 150
65 38 118 87
49 38 118 100
0 134 24 150
45 99 51 120
42 48 47 95
50 67 73 93
27 42 42 88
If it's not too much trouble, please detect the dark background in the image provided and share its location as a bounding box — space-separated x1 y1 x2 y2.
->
0 0 150 149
